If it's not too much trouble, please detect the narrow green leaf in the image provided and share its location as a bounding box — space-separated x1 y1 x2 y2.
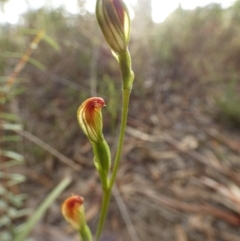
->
14 176 71 241
11 208 32 219
7 87 27 97
0 172 26 183
0 52 25 58
0 77 27 83
19 28 60 51
43 34 60 51
0 200 8 209
20 28 60 51
0 160 25 169
11 194 28 208
0 231 12 241
0 186 6 195
0 150 24 162
0 216 11 228
1 135 21 142
3 191 27 207
27 58 46 71
1 52 46 71
18 28 39 35
1 123 23 130
0 113 19 121
8 207 18 218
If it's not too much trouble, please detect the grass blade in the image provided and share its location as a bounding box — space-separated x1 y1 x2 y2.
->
14 176 71 241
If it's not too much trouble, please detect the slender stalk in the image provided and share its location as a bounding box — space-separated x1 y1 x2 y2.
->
109 88 131 189
80 224 93 241
95 88 131 241
6 29 45 89
94 187 111 241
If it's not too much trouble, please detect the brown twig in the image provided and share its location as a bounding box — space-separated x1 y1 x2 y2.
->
126 126 240 185
16 129 80 171
201 177 240 208
6 29 45 89
113 185 141 241
138 189 240 226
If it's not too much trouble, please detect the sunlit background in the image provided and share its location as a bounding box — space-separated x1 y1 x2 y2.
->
0 0 237 24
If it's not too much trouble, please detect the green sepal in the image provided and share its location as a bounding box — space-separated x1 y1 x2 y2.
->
93 156 109 190
118 49 134 90
92 139 111 189
111 49 120 62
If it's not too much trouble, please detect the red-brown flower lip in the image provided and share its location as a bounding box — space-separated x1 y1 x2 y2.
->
85 97 105 109
61 195 85 230
62 195 84 217
112 0 125 25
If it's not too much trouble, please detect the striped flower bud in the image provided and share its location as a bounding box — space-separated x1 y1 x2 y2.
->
77 97 105 143
61 195 85 231
96 0 130 54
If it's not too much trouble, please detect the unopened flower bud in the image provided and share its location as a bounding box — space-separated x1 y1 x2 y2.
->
96 0 130 54
77 97 111 188
77 97 105 143
61 195 85 231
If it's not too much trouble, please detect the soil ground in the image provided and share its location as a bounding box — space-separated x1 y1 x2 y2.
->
14 70 240 241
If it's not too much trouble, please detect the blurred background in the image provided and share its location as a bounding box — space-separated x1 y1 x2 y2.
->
1 0 240 240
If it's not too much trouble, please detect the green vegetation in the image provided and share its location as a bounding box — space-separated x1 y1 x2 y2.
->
215 80 240 126
2 2 240 129
1 0 240 240
0 28 70 240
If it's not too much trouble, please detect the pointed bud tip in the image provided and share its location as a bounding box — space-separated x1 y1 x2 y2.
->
88 97 105 108
80 97 105 117
62 195 84 209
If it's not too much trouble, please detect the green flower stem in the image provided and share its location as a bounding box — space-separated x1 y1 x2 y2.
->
92 139 111 190
80 224 93 241
109 88 131 189
118 50 134 90
95 88 131 241
94 186 111 241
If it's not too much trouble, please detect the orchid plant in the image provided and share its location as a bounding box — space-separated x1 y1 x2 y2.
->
61 1 134 240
